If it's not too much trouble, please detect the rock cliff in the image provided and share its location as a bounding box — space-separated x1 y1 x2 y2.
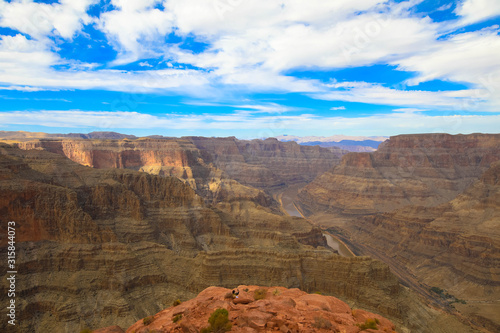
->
298 133 500 215
0 143 476 333
4 135 342 197
296 133 500 332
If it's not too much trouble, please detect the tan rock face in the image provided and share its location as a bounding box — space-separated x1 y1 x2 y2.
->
8 136 342 198
347 162 500 332
123 286 397 333
298 133 500 215
296 134 500 332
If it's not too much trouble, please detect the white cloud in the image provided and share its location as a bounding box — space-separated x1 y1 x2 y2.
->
394 27 500 110
314 81 492 111
455 0 500 26
330 106 346 110
0 0 498 114
1 110 499 137
0 0 96 40
98 0 173 63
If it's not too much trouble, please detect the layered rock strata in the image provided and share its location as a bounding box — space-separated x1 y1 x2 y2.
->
297 133 500 332
298 133 500 215
4 135 342 198
345 162 500 332
0 144 399 333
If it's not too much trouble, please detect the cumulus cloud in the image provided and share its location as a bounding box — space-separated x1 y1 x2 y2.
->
0 0 96 40
98 0 174 63
455 0 500 26
0 0 499 115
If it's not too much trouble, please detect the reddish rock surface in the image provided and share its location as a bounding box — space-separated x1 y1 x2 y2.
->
124 286 396 333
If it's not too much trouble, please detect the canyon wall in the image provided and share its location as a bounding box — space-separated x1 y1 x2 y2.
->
297 133 500 332
298 133 500 215
0 143 403 333
6 136 342 195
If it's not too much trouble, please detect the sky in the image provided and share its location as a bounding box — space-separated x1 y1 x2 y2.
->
0 0 499 139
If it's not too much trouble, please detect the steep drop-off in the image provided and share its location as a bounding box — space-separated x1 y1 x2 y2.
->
296 133 500 332
0 144 410 333
345 162 500 332
4 135 343 197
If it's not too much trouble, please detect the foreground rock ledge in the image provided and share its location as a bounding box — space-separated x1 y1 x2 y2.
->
97 285 397 333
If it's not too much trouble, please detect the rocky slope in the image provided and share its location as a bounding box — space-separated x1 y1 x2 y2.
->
100 285 397 333
345 162 500 332
298 133 500 215
296 133 500 332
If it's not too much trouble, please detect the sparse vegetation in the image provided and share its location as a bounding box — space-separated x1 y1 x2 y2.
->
313 316 332 329
80 329 92 333
243 288 249 292
172 313 183 323
200 308 232 333
272 288 280 296
173 299 182 306
254 288 267 300
143 315 154 326
314 291 323 295
357 318 378 330
430 287 466 305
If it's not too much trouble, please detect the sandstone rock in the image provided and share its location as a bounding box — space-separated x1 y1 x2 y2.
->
122 286 396 333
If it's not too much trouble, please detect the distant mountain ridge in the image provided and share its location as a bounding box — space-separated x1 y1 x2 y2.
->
274 134 388 152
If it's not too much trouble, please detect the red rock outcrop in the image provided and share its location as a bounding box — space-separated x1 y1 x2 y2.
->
122 285 397 333
298 133 500 215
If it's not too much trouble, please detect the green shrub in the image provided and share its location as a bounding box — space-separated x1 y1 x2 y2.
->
254 288 267 300
313 317 332 329
200 308 232 333
430 286 444 295
143 316 154 326
172 313 183 323
358 318 378 330
272 289 280 296
80 329 92 333
173 299 181 306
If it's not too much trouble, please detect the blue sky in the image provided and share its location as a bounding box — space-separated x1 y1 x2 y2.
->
0 0 499 138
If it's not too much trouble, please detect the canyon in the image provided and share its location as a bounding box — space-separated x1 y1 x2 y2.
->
297 133 500 332
0 131 498 332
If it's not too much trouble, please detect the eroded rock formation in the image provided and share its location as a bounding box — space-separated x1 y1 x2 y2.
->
297 133 500 332
298 133 500 215
118 285 397 333
0 143 401 333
